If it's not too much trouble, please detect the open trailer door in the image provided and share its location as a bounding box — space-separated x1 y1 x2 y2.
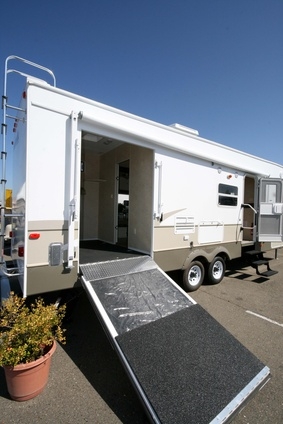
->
80 256 270 424
258 178 283 242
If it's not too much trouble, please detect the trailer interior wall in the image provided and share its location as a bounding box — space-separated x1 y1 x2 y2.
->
81 140 154 253
80 147 100 240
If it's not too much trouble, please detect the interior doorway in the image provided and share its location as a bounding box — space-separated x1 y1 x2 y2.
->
117 160 129 247
243 176 255 241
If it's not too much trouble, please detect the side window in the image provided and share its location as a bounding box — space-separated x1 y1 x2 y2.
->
260 181 281 203
218 184 238 206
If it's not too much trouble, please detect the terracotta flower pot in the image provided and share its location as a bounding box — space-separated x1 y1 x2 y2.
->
3 341 56 401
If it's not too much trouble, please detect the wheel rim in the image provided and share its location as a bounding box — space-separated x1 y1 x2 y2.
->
212 260 224 279
188 265 202 287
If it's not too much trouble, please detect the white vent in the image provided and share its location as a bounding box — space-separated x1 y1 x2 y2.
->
170 123 199 136
174 216 195 234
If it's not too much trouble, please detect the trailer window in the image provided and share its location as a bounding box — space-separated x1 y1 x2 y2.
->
218 184 238 206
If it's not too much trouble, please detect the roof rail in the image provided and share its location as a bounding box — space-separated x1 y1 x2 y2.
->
4 55 56 93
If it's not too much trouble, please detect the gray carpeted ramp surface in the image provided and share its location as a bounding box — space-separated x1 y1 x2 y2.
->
117 305 266 424
81 258 269 423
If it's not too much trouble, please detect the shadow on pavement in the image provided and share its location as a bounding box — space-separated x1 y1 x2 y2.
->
62 289 149 424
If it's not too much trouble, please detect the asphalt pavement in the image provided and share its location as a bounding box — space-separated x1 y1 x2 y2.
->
0 249 283 423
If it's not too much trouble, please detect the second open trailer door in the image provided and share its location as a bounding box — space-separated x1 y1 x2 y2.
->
80 256 269 424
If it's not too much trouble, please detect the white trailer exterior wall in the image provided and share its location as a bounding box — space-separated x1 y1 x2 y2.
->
9 77 283 296
152 151 246 269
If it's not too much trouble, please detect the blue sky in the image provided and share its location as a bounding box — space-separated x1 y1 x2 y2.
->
1 1 283 186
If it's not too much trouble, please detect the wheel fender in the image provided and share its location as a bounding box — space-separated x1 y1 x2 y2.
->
182 247 231 271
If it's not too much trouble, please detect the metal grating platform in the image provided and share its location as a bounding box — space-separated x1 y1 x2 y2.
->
88 268 193 334
80 255 157 282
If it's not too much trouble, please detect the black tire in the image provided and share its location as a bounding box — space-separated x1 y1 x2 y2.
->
183 261 205 292
207 256 226 285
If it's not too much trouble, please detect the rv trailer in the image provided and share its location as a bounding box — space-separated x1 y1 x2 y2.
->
1 55 282 423
2 57 283 296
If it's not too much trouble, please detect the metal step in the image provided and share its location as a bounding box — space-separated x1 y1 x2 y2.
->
252 261 278 277
244 250 265 258
252 259 269 266
252 261 277 276
80 255 156 282
244 250 277 277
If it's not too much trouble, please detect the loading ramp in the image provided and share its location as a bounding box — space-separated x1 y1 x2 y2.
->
80 256 270 424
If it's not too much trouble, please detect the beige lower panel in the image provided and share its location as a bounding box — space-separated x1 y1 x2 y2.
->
26 263 79 296
153 224 242 252
28 220 73 231
153 241 241 272
153 247 190 272
27 223 78 266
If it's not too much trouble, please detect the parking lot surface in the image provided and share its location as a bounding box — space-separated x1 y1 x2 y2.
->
0 249 283 423
190 250 283 424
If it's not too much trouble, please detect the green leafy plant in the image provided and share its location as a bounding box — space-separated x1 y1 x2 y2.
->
0 292 66 367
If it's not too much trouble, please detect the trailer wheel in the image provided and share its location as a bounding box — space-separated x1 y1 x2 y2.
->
207 257 226 285
183 261 205 292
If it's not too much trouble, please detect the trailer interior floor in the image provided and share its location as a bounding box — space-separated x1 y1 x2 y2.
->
79 240 144 264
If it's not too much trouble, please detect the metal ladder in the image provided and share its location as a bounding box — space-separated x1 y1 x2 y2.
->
1 55 56 275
